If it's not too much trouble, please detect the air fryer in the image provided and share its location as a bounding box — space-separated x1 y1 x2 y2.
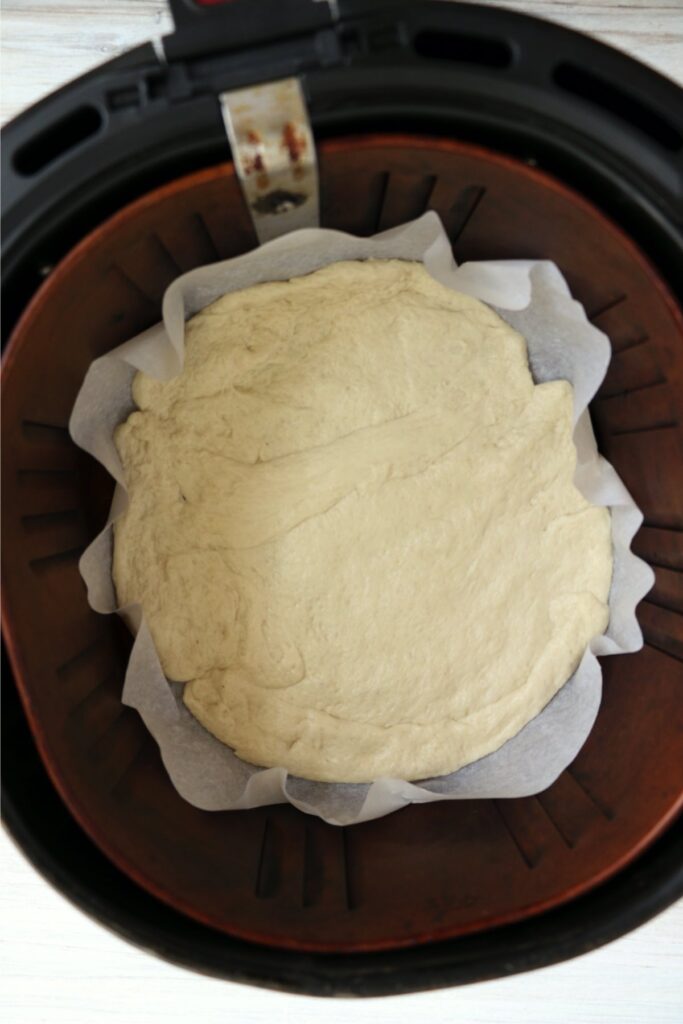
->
2 0 682 997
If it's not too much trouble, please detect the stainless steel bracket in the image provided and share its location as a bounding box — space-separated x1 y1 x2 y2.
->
220 78 319 244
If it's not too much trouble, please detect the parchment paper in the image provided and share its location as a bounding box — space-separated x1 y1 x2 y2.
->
70 212 654 826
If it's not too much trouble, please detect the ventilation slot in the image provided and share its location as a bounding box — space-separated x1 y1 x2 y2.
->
13 106 103 176
414 31 512 69
554 63 682 152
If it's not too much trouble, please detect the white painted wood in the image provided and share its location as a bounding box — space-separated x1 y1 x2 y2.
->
2 826 682 1022
2 2 682 1020
1 1 174 126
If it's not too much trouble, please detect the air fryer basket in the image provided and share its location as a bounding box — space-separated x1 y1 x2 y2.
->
2 0 682 996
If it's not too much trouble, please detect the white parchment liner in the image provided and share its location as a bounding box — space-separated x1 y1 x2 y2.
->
70 213 653 825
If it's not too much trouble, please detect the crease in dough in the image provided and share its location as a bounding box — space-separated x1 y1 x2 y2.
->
113 259 613 783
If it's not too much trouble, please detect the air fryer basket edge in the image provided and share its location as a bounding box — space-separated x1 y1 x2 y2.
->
2 1 682 335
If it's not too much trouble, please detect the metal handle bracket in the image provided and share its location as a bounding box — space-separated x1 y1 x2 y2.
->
220 78 319 244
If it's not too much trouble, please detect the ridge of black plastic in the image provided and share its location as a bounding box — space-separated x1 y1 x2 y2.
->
164 0 335 60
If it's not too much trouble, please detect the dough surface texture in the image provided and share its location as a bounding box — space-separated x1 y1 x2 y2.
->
113 259 612 783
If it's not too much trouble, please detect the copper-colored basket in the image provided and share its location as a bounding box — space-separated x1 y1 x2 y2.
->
2 136 682 953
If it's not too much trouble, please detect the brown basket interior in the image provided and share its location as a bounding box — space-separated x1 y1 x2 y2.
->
2 136 682 952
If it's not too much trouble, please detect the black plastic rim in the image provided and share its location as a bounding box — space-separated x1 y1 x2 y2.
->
2 0 682 336
2 0 683 996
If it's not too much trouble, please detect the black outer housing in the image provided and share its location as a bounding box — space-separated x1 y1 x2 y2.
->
2 0 682 996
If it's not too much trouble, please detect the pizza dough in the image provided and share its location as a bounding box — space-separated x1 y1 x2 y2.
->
113 259 613 783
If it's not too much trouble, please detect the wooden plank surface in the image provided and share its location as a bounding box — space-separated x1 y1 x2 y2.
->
2 824 682 1023
1 3 682 1022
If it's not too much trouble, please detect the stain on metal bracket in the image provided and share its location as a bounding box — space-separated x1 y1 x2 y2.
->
220 78 319 244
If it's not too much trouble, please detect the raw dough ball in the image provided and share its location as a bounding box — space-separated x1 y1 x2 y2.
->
113 259 612 783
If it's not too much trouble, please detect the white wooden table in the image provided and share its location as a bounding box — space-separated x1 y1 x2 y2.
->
2 3 682 1022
